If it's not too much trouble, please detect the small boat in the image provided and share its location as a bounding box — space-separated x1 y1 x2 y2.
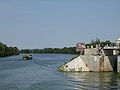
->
23 55 32 60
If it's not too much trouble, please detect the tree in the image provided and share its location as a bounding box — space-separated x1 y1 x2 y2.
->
0 42 19 57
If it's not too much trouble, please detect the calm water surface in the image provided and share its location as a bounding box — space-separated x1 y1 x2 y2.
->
0 54 120 90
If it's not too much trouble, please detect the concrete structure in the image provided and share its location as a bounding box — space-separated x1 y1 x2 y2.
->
58 47 117 72
58 37 120 72
116 37 120 73
58 56 90 71
117 56 120 72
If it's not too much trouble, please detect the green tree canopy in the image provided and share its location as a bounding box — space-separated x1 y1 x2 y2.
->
0 42 19 57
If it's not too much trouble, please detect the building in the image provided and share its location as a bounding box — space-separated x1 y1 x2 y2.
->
116 37 120 46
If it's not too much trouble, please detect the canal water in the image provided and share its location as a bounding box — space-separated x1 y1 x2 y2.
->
0 54 120 90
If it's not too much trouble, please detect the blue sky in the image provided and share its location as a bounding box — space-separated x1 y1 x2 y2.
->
0 0 120 49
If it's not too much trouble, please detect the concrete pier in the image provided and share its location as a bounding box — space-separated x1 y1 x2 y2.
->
58 37 120 72
58 46 118 72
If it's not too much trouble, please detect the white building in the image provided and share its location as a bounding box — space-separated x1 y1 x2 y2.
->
116 37 120 46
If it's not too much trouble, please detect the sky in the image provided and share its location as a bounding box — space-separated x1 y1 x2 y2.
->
0 0 120 49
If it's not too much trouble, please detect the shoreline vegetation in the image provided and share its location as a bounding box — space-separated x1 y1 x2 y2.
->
0 42 19 57
1 38 118 57
20 47 79 54
20 39 117 54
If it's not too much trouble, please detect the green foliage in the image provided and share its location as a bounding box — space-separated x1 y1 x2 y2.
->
89 38 115 47
21 38 116 55
0 42 19 57
21 47 79 54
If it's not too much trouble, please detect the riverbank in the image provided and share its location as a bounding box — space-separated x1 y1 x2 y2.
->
0 42 19 57
20 47 79 54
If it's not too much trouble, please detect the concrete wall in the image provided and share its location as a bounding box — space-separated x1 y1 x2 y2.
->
84 48 98 55
103 49 113 56
80 55 116 72
117 56 120 72
58 48 118 72
103 56 116 72
80 55 100 71
58 55 116 72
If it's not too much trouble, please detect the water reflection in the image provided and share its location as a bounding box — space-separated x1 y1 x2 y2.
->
107 73 120 89
62 72 120 90
0 54 120 90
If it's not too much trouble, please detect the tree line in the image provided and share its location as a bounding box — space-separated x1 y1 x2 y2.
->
86 38 115 48
21 38 116 54
20 47 79 54
0 42 19 57
0 39 117 56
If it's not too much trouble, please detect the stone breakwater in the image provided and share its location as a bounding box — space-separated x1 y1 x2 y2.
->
58 48 118 72
58 56 90 71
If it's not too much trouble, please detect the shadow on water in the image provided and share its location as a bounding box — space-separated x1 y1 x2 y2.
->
107 73 120 89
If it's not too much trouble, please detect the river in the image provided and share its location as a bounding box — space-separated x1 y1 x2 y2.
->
0 54 120 90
